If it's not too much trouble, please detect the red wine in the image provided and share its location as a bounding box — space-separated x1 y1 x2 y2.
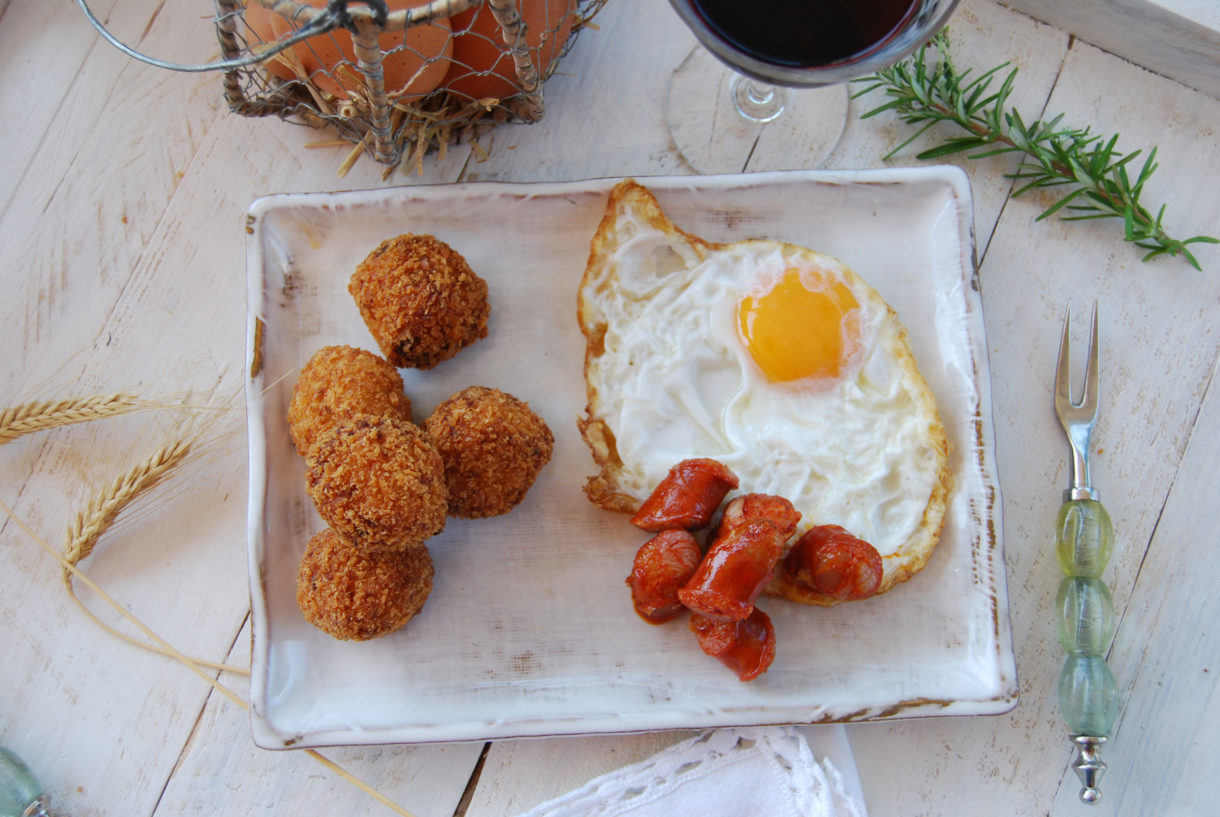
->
689 0 919 68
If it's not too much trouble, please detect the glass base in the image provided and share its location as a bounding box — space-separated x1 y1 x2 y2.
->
666 46 849 175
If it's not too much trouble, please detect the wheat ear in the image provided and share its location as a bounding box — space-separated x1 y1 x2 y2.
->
58 433 250 674
1 394 143 445
63 436 194 571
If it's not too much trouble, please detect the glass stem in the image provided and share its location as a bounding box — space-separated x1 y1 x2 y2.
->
730 74 787 124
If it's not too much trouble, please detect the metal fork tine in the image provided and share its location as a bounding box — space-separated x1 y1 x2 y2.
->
1056 304 1074 409
1083 301 1099 415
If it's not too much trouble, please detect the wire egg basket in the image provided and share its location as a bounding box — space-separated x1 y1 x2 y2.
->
80 0 605 173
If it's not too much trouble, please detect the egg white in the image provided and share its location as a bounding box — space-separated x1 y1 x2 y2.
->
580 194 948 567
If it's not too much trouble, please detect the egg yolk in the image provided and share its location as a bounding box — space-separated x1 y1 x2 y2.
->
738 269 860 382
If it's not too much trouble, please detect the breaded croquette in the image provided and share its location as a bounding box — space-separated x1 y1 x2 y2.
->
296 528 433 641
349 233 490 370
306 415 447 550
424 386 554 519
288 344 411 455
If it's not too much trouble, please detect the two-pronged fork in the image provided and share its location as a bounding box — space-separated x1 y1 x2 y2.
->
1052 302 1119 804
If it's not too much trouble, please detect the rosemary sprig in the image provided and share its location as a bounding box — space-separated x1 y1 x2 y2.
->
853 31 1217 271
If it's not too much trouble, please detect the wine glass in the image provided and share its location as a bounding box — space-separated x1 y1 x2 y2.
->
666 0 961 173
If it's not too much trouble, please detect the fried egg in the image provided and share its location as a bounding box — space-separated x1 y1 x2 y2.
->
578 180 952 601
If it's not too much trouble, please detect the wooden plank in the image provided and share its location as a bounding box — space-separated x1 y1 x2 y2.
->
1054 334 1220 810
0 5 240 815
0 0 220 220
0 0 222 397
4 0 1218 814
154 618 485 817
0 0 120 198
1038 40 1220 813
1002 0 1220 98
0 418 253 815
848 36 1220 817
0 0 474 401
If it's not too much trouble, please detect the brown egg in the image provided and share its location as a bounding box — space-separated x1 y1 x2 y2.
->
244 0 299 83
269 0 454 101
442 0 576 102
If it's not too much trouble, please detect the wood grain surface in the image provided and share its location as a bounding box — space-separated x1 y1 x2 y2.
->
2 1 1217 815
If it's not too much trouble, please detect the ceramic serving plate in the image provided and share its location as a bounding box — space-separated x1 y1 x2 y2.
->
245 169 1017 749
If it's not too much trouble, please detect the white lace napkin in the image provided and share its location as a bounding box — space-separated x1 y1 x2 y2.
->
514 725 868 817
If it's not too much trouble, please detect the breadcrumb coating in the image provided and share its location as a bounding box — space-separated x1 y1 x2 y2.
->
288 345 412 455
349 233 490 369
306 415 447 550
424 386 554 518
296 528 434 641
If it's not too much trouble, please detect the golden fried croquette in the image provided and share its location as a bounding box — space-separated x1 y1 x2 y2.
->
288 345 412 455
306 415 447 550
423 386 554 519
349 234 490 370
296 528 434 641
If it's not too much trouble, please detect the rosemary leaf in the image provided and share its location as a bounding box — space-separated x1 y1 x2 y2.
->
1038 189 1085 220
916 136 992 159
853 30 1218 270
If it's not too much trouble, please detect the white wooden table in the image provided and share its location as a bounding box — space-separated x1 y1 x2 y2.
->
3 1 1218 815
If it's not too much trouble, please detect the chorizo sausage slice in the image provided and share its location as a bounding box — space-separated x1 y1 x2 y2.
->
719 493 801 539
678 518 787 621
629 458 739 532
689 607 776 681
626 529 702 624
783 524 883 602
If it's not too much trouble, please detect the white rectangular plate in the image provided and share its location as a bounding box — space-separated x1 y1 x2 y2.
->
245 169 1017 749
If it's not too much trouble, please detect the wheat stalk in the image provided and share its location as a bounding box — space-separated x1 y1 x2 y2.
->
61 581 244 674
0 394 143 445
55 429 251 674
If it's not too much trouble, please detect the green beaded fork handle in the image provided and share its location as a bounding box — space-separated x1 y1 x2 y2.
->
1053 304 1118 804
0 747 56 817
